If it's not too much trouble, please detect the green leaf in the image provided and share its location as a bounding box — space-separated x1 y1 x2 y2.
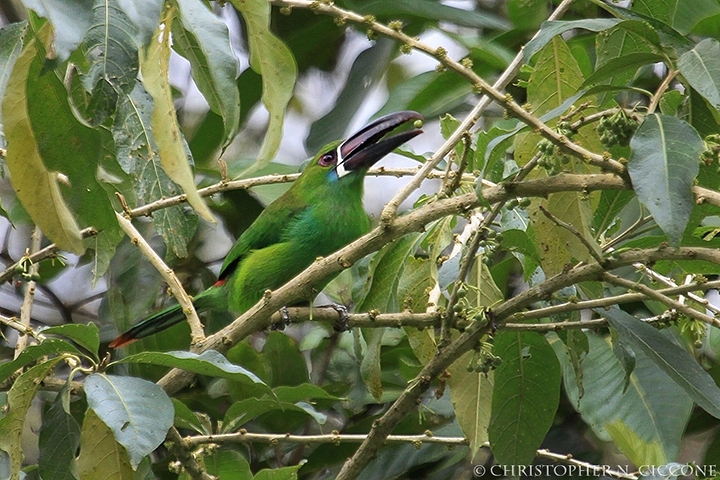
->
231 0 297 168
172 399 207 435
582 52 665 88
173 0 240 146
82 0 140 125
555 329 589 399
140 7 216 224
272 384 340 403
593 190 635 238
447 355 493 455
499 229 541 272
38 388 81 480
24 43 123 279
628 114 702 245
85 374 174 468
3 26 84 254
553 332 692 465
631 0 720 35
489 331 561 466
42 323 100 357
678 38 720 110
598 307 720 419
508 0 548 31
254 464 302 480
375 70 472 121
204 449 252 479
0 339 81 385
222 397 326 433
0 21 28 136
0 357 64 479
76 409 134 479
115 0 162 45
22 0 92 61
523 19 622 62
116 350 272 393
357 0 509 30
307 38 395 153
358 234 421 401
113 84 198 258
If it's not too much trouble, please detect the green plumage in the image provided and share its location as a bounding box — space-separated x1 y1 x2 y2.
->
110 111 422 348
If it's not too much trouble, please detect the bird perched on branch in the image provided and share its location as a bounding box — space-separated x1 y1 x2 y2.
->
110 111 424 348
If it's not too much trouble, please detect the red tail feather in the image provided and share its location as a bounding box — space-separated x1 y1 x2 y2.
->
108 332 139 349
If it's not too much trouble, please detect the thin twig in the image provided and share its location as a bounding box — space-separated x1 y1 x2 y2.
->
538 205 603 264
647 69 679 114
535 449 638 480
114 212 206 346
602 272 720 328
14 226 42 359
183 431 468 448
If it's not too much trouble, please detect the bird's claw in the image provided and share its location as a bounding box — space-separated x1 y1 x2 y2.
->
330 304 350 332
272 306 291 331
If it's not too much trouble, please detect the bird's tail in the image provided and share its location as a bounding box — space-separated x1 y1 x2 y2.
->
109 283 226 348
108 303 186 348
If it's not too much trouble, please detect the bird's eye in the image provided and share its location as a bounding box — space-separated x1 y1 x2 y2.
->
318 152 335 167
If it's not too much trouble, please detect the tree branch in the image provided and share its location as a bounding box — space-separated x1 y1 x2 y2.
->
114 213 206 346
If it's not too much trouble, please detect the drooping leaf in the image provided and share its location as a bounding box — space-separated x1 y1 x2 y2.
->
173 0 240 146
3 26 84 253
38 388 81 480
140 7 215 224
82 0 140 125
0 21 28 137
113 84 198 258
553 332 692 465
76 409 134 479
358 234 421 401
229 0 296 170
25 30 122 279
85 374 174 468
628 114 702 245
448 354 494 456
678 38 720 110
375 70 472 121
307 38 396 153
0 358 64 479
489 331 561 466
598 307 720 419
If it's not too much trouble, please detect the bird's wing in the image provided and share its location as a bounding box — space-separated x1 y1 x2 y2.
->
218 190 309 280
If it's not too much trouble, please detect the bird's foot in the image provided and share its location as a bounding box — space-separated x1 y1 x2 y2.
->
330 304 350 332
272 306 291 331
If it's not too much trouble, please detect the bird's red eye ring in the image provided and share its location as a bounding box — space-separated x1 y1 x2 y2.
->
318 152 335 167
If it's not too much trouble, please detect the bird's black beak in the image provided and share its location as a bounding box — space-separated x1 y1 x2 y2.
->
335 111 423 177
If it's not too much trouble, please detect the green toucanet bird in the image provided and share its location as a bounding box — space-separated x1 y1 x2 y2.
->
109 111 423 348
